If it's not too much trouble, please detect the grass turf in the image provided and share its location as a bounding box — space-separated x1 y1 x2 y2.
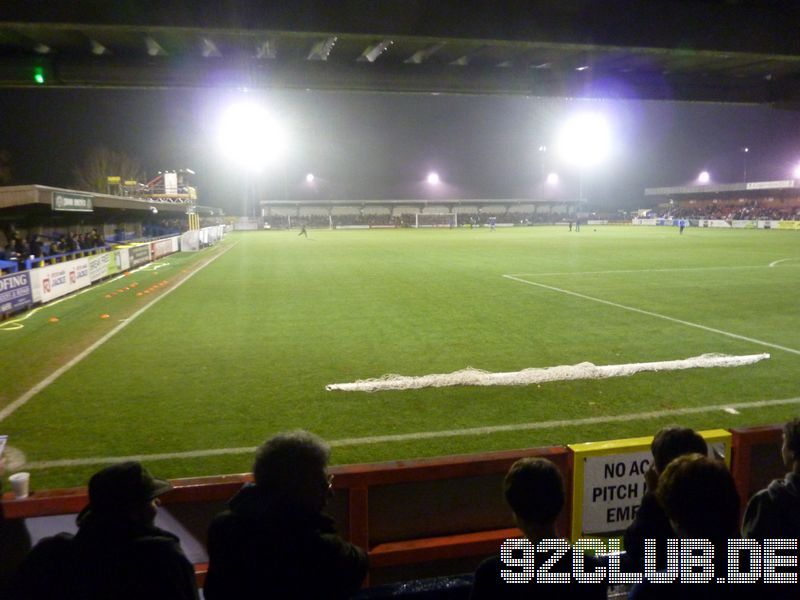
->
1 225 799 490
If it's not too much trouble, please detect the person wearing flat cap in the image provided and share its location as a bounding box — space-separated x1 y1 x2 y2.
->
6 461 198 600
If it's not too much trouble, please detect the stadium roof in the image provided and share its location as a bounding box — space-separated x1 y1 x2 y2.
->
1 1 800 105
260 198 585 208
0 185 191 214
645 179 798 197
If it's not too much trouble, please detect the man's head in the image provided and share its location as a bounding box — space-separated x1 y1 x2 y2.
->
503 458 564 534
656 453 739 540
84 461 172 525
651 426 708 474
253 430 332 512
782 418 800 471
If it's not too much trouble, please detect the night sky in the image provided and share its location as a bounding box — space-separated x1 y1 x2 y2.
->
1 86 800 215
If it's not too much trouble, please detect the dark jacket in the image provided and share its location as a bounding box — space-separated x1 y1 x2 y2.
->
204 483 368 600
622 491 675 569
742 471 800 541
470 545 607 600
6 513 198 600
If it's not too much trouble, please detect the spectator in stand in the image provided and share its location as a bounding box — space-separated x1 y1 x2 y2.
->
623 426 707 570
2 243 20 267
91 228 105 247
629 454 745 600
204 430 367 600
50 236 65 256
28 236 43 259
13 234 28 258
6 461 198 600
742 417 800 540
741 417 800 600
471 457 606 599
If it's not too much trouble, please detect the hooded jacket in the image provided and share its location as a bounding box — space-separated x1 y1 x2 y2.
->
204 483 367 600
742 471 800 540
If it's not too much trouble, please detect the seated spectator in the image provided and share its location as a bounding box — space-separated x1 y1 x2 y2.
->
2 243 20 264
28 236 43 259
6 461 198 600
742 417 800 540
13 234 28 257
204 430 367 600
47 238 59 256
470 457 606 599
629 454 745 599
623 427 707 569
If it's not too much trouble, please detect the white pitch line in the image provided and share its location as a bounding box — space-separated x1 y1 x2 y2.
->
0 258 177 332
503 275 800 357
769 258 796 267
507 264 791 278
18 395 800 471
0 243 236 422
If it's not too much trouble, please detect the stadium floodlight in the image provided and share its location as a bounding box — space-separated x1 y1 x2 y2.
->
557 113 611 168
306 173 315 183
546 172 559 185
794 164 800 179
426 171 440 185
698 171 711 184
217 101 287 172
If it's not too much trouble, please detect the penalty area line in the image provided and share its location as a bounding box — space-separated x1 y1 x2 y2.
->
17 395 800 471
502 275 800 357
0 243 236 423
507 265 773 278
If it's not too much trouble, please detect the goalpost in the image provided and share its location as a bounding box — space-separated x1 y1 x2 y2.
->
414 213 457 228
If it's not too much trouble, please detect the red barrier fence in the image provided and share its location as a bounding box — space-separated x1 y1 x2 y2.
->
0 424 787 587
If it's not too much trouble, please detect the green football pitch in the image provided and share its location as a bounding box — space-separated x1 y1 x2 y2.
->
2 226 799 490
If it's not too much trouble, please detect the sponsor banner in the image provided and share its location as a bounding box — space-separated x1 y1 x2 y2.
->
117 248 131 271
631 218 657 225
0 271 33 315
150 236 179 260
181 226 225 251
777 220 800 230
731 220 757 229
31 259 91 303
746 180 794 190
180 230 200 251
52 192 93 212
698 219 731 228
757 220 780 229
569 430 730 538
128 244 151 267
587 220 609 225
87 251 124 282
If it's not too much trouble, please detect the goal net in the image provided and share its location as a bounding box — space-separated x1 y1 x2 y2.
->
414 213 457 228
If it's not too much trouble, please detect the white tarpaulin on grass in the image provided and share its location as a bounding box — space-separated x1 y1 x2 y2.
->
326 353 770 392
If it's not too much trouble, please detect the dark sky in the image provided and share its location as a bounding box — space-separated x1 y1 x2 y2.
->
1 86 800 215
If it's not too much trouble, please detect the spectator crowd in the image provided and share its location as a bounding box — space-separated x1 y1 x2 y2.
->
665 201 800 221
4 420 800 599
1 230 107 272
